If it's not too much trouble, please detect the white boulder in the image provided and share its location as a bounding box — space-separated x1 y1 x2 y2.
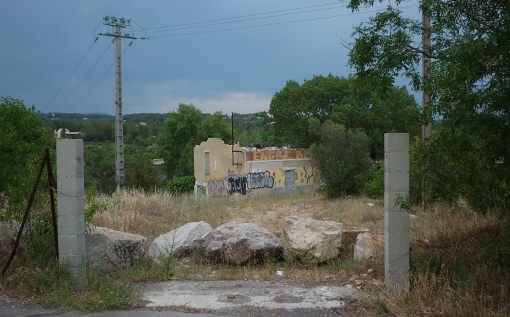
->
149 221 212 262
281 216 343 263
203 222 282 264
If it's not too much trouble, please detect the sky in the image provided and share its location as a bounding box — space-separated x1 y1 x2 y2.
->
0 1 420 115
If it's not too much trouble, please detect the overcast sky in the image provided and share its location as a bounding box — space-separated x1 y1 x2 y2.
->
0 1 420 115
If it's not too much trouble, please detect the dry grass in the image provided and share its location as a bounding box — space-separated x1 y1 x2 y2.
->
91 189 385 241
90 190 510 316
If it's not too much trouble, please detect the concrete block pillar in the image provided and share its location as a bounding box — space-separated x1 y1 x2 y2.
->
384 133 410 293
56 139 86 280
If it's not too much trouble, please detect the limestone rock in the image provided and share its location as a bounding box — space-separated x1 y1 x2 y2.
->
353 232 383 260
86 226 148 271
281 216 343 263
204 222 282 264
149 221 212 262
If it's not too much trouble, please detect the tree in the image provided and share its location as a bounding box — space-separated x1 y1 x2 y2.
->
269 74 420 158
0 97 54 216
197 111 231 143
309 119 373 198
348 0 510 210
158 104 203 178
84 143 116 194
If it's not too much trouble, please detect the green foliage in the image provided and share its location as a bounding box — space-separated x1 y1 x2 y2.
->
158 104 202 178
2 260 132 312
269 75 420 158
84 143 116 194
348 0 510 212
355 161 384 198
84 187 109 225
309 120 373 198
409 128 510 211
198 111 231 142
0 98 54 199
125 149 163 191
158 105 234 179
166 176 196 195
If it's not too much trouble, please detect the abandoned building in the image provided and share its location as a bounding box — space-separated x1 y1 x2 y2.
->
194 138 319 198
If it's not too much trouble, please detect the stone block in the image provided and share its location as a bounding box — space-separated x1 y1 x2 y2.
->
384 133 409 153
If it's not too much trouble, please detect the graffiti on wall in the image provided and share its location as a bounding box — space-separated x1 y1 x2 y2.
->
207 178 230 197
247 171 274 189
228 175 247 196
207 167 314 197
299 165 318 184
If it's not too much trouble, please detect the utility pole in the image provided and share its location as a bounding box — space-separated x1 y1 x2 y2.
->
422 1 432 142
99 16 137 190
422 1 432 211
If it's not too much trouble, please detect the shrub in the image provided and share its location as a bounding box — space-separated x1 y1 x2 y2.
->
309 119 373 198
166 176 195 195
355 161 384 198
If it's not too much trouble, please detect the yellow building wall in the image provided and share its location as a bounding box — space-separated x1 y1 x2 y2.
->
194 139 318 198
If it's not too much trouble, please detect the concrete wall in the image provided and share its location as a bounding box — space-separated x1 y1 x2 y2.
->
194 138 318 198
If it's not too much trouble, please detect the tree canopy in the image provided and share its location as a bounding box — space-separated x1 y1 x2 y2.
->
158 104 231 178
348 0 510 210
269 74 420 158
0 97 54 217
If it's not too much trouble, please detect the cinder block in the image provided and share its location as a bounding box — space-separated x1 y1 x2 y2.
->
384 172 409 193
385 270 409 293
57 196 85 216
384 210 410 231
385 230 410 251
384 192 409 213
384 152 409 174
385 250 410 271
57 140 84 160
58 214 86 236
384 133 409 153
60 233 85 254
56 158 84 178
57 177 85 197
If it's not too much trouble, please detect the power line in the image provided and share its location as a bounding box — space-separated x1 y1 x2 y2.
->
50 42 113 114
62 46 131 115
149 5 418 39
135 2 348 35
41 40 97 113
42 19 104 113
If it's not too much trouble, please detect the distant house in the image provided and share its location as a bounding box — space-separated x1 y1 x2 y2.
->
55 128 82 139
194 138 319 198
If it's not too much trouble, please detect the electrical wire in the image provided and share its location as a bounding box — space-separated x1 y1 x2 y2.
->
135 3 348 36
41 19 104 113
41 41 96 113
149 5 418 39
62 46 131 115
49 2 418 114
50 42 113 114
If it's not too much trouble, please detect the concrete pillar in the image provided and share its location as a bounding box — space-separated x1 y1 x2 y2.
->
56 139 86 280
384 133 410 293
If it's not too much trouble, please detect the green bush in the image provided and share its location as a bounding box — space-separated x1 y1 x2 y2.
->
355 161 384 198
166 176 196 195
309 119 373 198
